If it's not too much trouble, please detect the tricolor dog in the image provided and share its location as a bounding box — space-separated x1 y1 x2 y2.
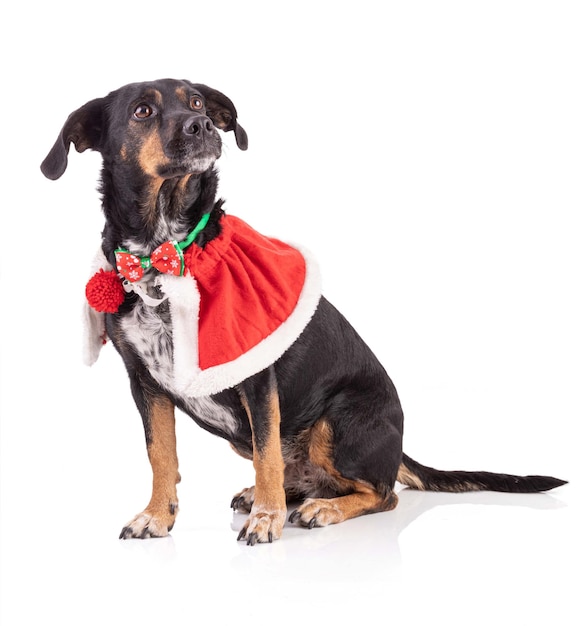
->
41 79 566 545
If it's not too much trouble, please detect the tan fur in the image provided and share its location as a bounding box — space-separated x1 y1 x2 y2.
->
238 389 287 543
120 395 180 538
143 88 163 108
397 463 425 490
175 86 189 105
168 174 193 208
137 132 169 178
289 419 398 527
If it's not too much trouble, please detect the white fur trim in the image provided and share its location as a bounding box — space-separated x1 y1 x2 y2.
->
157 274 202 390
82 249 111 366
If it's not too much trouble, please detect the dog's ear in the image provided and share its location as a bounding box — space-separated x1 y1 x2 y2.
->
41 98 105 180
192 84 248 151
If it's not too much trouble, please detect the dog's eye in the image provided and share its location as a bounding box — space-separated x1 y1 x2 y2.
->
189 96 204 111
133 104 153 119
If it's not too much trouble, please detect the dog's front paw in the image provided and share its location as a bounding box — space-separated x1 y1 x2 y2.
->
119 504 178 539
236 504 286 546
231 486 255 512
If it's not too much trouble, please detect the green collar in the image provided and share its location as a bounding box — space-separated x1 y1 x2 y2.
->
114 212 210 280
177 212 211 251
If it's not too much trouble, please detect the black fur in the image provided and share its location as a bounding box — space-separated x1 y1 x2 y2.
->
41 79 567 543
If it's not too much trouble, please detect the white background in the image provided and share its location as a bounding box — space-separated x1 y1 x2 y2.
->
1 1 583 624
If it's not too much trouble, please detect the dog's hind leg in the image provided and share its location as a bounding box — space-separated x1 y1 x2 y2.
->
120 394 181 539
288 418 400 528
289 487 398 528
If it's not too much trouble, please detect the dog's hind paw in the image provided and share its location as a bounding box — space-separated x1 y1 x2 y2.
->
288 498 344 528
231 486 255 512
119 507 177 540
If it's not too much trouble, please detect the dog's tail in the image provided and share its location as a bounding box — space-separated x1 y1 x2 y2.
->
398 453 567 493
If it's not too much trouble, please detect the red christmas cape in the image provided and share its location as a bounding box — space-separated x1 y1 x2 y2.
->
84 215 321 398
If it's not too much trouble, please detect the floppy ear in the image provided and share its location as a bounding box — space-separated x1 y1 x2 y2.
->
40 98 105 180
192 83 248 151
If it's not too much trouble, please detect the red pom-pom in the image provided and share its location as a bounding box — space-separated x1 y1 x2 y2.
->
86 269 125 313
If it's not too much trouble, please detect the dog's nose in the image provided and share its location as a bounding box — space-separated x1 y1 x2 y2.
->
183 115 214 137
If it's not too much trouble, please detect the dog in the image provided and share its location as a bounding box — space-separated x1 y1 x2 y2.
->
41 79 566 545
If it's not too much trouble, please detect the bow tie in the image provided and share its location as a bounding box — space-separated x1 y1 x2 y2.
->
115 241 184 282
114 213 210 283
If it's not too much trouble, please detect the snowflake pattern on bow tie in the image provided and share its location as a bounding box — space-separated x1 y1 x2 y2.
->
115 241 185 282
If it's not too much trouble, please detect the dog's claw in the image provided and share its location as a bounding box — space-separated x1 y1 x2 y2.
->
288 509 318 529
289 510 301 524
231 487 255 513
231 496 245 510
236 526 259 545
237 526 275 545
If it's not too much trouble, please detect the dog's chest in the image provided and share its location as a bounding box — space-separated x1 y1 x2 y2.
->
120 299 175 387
119 298 237 434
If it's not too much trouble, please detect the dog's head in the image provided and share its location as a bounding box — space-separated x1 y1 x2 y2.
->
41 79 248 181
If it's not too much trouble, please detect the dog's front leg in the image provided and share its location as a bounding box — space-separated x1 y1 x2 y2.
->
120 393 180 539
236 366 286 545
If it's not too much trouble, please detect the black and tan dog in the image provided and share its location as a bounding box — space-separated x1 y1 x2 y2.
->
41 79 566 545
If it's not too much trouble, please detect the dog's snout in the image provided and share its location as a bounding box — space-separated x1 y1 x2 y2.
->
183 115 214 137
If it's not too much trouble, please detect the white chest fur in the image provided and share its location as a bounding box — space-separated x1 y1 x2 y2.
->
119 296 238 435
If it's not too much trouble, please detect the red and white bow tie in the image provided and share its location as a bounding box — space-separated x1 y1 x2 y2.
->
115 241 184 282
114 213 210 283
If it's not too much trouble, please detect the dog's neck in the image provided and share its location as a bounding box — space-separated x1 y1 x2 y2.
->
100 165 222 263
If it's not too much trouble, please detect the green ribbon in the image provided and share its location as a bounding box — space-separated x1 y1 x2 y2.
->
115 212 211 275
